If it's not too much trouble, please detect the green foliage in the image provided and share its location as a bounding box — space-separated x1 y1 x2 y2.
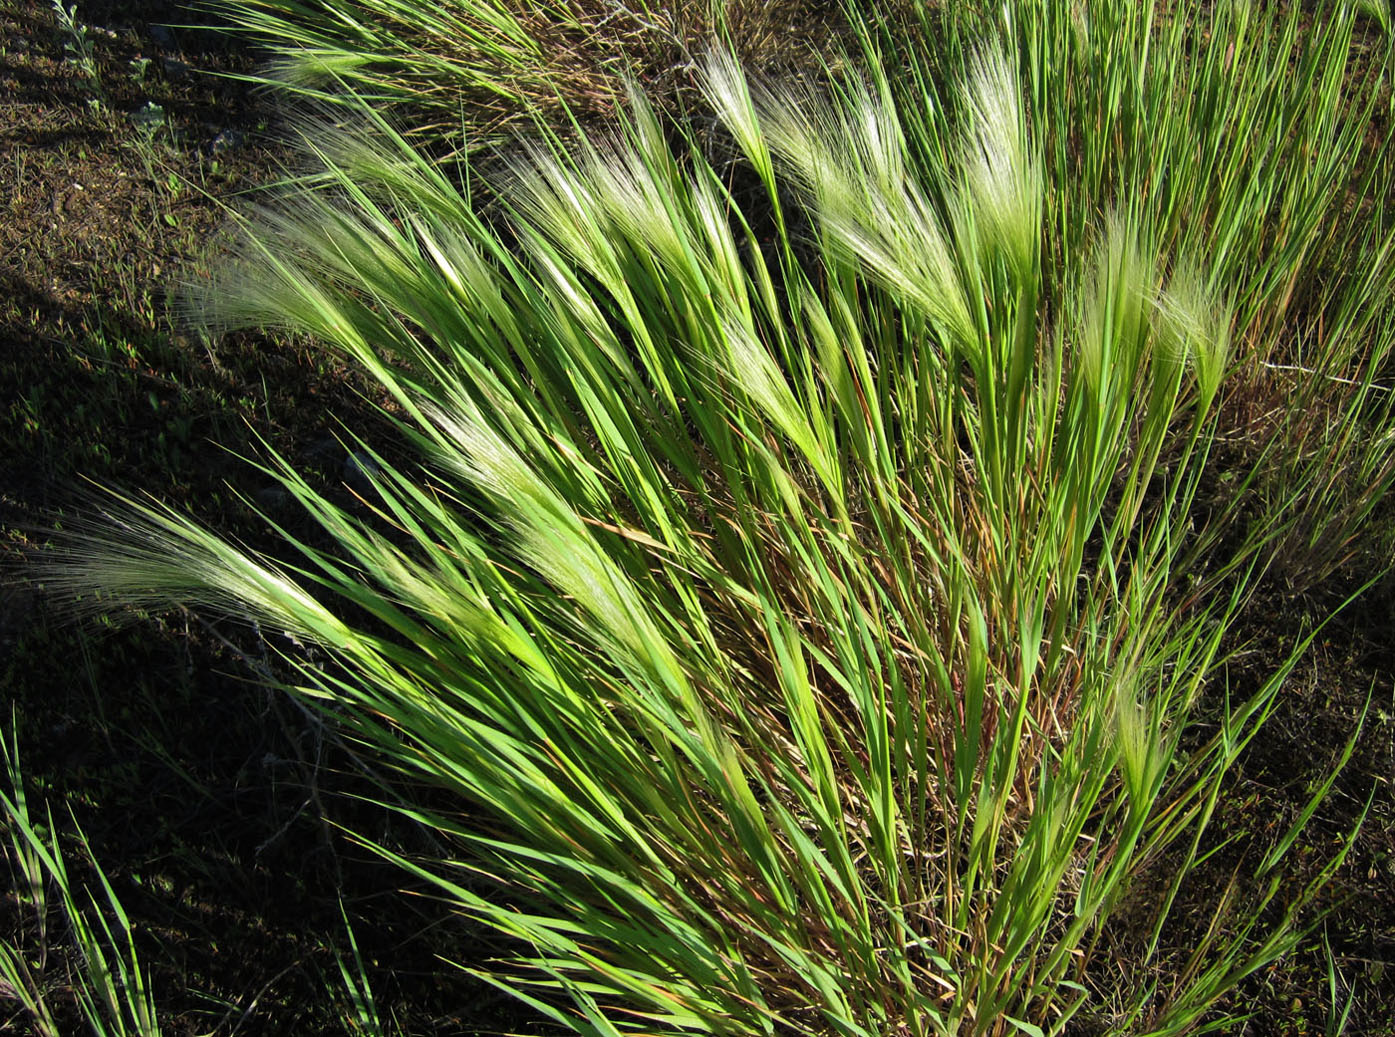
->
44 0 1395 1034
327 900 400 1037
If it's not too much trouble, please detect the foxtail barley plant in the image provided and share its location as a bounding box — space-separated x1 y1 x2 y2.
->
42 0 1395 1033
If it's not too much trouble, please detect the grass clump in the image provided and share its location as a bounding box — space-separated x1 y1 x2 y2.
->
1 722 161 1037
204 0 854 153
33 0 1395 1033
868 0 1395 593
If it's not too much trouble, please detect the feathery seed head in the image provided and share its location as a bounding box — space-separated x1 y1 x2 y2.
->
1077 214 1157 397
960 46 1042 281
1157 261 1230 415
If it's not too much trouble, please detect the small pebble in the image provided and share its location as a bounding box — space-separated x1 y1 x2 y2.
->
305 435 340 467
343 451 381 493
254 486 291 514
209 129 244 155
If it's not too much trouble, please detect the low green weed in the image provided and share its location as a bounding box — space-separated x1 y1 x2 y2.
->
50 0 104 107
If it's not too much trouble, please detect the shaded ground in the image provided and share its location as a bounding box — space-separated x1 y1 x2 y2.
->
1163 581 1395 1036
0 1 1392 1034
1 1 537 1032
